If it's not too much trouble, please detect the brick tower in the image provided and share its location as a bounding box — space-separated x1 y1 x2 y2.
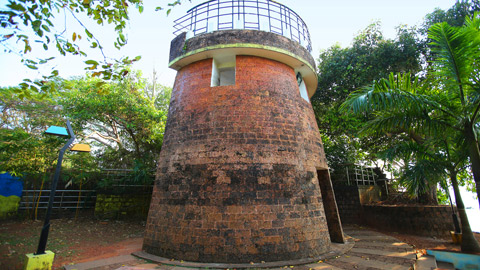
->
143 0 343 263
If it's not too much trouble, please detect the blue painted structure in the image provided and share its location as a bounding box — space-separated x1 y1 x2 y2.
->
0 172 23 197
427 249 480 270
0 172 23 218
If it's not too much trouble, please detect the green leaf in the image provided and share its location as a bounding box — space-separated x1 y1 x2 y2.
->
139 6 144 13
85 60 99 65
32 20 41 29
8 3 26 12
85 29 93 38
26 64 38 70
119 33 126 43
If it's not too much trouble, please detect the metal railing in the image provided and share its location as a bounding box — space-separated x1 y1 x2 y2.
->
19 189 96 210
346 166 377 186
331 165 379 186
173 0 313 52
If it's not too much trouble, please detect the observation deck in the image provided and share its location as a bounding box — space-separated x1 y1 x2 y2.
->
173 0 313 52
169 0 318 97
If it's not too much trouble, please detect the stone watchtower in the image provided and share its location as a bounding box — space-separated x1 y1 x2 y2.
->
143 0 344 264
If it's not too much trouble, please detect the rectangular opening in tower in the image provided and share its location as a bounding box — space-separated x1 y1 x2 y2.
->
211 55 236 86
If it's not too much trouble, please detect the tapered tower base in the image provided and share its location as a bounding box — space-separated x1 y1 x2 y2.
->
144 55 331 263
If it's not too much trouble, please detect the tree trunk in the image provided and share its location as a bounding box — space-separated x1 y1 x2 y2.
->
418 184 438 205
465 121 480 209
450 170 480 253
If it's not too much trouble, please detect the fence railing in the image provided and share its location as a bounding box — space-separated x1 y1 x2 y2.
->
19 189 96 210
331 165 380 186
173 0 313 52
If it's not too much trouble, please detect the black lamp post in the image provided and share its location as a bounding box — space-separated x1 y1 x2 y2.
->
35 120 75 255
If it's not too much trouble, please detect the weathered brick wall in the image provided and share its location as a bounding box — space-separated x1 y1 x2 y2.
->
358 186 382 204
144 56 331 263
362 205 457 237
332 185 362 224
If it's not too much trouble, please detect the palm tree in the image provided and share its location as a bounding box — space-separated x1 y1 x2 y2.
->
341 72 480 252
341 12 480 206
428 13 480 208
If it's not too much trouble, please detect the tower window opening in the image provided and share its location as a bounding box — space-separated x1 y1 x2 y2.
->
211 55 236 87
297 72 309 102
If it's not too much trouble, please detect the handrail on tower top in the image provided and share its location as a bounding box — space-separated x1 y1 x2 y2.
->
173 0 313 53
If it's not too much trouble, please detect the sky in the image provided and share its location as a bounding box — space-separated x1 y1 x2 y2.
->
0 0 458 88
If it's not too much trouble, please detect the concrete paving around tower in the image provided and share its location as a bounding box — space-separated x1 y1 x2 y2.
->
63 225 429 270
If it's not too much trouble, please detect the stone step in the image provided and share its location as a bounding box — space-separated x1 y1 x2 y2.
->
353 235 405 242
333 255 409 270
304 262 344 270
436 261 455 270
343 230 389 236
354 241 413 252
415 254 437 270
351 247 417 260
347 251 415 268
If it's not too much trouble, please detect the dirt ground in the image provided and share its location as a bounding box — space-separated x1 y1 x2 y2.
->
0 215 145 270
2 215 480 270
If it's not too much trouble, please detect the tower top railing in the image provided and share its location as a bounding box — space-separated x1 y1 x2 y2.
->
173 0 313 52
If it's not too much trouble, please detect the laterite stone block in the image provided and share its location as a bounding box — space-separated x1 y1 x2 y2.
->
143 55 332 263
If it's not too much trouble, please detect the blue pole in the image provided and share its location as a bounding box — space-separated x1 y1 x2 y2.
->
36 120 75 255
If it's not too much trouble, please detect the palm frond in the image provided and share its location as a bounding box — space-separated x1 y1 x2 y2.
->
341 73 433 115
400 158 447 196
359 109 457 139
428 18 480 108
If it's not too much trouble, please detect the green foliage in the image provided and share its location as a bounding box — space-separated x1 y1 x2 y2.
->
312 22 423 173
0 87 64 176
340 12 480 205
60 71 170 169
420 0 480 34
316 2 480 204
0 71 172 188
0 0 186 95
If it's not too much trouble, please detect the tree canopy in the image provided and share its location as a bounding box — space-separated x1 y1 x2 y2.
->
0 71 172 188
337 6 480 252
311 22 423 176
0 0 185 96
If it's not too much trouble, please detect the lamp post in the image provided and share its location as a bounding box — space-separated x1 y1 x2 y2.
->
36 120 76 255
24 120 91 270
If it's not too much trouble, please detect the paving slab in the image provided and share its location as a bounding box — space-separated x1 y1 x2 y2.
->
304 262 344 270
351 247 417 259
414 254 437 270
354 241 413 252
334 255 409 270
351 234 403 241
63 255 139 270
115 264 161 270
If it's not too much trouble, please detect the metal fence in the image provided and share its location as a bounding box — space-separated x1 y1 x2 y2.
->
19 189 96 210
173 0 313 52
347 166 377 186
18 169 155 211
332 165 379 186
